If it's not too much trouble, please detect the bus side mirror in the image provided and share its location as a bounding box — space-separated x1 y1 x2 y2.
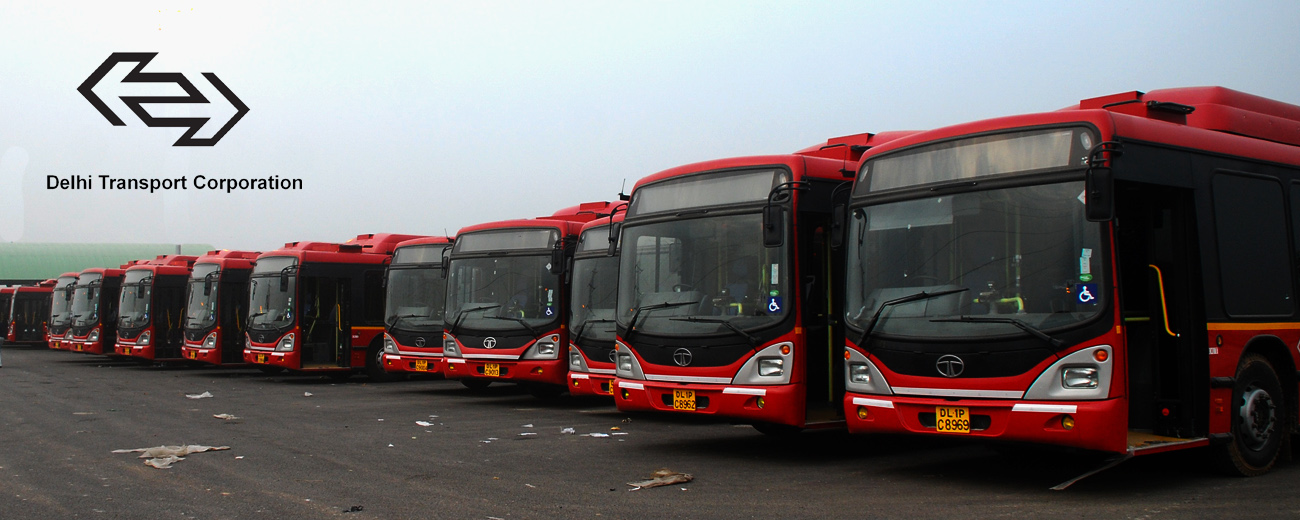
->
1085 167 1115 222
763 205 784 247
830 203 846 250
550 246 566 275
279 272 289 292
203 279 213 296
607 222 622 257
441 250 451 278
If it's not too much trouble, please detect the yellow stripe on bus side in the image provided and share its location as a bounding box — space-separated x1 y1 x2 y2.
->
1206 322 1300 331
351 326 384 331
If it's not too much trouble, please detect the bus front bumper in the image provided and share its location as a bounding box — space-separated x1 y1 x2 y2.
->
382 353 443 375
182 343 224 365
568 372 616 397
614 379 804 427
843 393 1127 453
443 358 566 387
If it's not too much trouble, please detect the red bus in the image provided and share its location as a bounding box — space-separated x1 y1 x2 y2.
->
244 234 421 378
567 211 625 397
380 236 453 378
8 279 57 346
841 87 1300 476
181 250 260 366
442 202 612 397
47 273 80 350
67 264 138 354
0 287 12 345
113 255 199 361
611 133 915 434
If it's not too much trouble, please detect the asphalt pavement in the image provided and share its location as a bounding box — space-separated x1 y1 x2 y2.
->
1 347 1297 519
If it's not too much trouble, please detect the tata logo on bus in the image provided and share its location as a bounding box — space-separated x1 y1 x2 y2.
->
483 337 497 349
414 337 426 348
78 53 249 146
672 348 693 367
936 355 965 378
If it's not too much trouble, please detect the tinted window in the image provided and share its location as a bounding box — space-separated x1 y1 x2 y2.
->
1214 173 1293 316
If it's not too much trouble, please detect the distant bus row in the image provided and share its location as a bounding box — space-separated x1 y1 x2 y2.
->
8 86 1300 478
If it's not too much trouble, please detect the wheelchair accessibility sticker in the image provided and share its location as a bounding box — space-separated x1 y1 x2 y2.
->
1075 284 1098 305
766 296 783 313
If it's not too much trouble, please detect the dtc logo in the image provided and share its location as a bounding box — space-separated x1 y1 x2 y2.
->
78 53 249 146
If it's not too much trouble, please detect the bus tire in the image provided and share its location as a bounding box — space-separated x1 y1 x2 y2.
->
461 378 491 391
1214 353 1286 476
365 342 394 382
752 422 802 437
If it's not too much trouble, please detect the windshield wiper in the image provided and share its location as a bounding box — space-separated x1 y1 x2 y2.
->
857 287 969 349
929 315 1064 348
625 300 699 341
387 313 423 328
669 316 759 346
449 304 501 335
486 315 540 337
249 311 268 319
573 318 614 343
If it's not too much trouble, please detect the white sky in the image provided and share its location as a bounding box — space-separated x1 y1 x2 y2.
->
2 1 1297 251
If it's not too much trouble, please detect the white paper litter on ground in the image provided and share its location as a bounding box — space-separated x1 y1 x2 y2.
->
416 421 433 427
582 433 610 438
112 445 231 469
213 414 239 420
185 391 214 399
561 427 576 434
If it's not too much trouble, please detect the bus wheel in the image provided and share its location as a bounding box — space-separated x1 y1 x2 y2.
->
752 422 802 437
461 379 491 391
1215 353 1287 476
365 344 393 382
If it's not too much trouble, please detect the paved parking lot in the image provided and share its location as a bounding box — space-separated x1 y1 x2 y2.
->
1 346 1298 519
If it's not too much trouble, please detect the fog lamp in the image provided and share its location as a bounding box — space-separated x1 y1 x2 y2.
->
857 406 869 420
1062 415 1076 430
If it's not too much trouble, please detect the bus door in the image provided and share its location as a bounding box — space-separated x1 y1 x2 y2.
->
799 215 842 424
301 277 348 368
1115 182 1204 440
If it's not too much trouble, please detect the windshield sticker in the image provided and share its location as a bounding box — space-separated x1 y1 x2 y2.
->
1077 189 1087 204
1075 284 1098 305
545 306 554 317
1080 248 1092 276
766 296 783 314
770 264 779 285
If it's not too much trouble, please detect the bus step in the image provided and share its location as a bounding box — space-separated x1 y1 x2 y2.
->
1126 431 1209 456
1050 453 1131 491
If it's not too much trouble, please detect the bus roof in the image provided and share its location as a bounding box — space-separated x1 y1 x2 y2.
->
126 255 198 276
458 202 615 237
344 233 427 255
258 234 421 265
394 236 453 249
78 267 127 278
193 250 261 271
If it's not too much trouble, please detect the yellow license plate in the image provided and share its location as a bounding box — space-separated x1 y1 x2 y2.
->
256 353 267 364
935 406 970 433
603 381 615 395
484 363 500 377
414 360 428 371
188 350 197 360
672 389 696 411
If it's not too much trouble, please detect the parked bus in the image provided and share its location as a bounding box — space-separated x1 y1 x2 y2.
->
380 236 452 378
67 264 136 354
442 202 612 397
113 255 198 361
611 133 914 434
181 250 260 366
0 287 13 347
244 234 420 378
8 279 56 346
47 272 80 350
841 87 1300 476
567 211 625 397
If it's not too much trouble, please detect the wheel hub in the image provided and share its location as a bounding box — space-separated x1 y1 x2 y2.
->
1238 385 1276 451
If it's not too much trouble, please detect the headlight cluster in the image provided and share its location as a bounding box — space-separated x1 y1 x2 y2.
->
568 347 585 371
138 331 151 346
1061 367 1099 389
617 353 633 373
849 363 872 384
88 328 100 342
443 337 460 357
383 334 399 355
275 333 295 352
757 358 784 377
203 332 217 349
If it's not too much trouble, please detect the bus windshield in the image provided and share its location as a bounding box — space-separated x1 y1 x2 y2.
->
446 255 561 333
248 257 296 331
845 181 1105 341
616 213 788 337
185 263 221 331
571 255 619 343
385 265 446 332
70 274 102 327
118 270 153 329
50 276 76 328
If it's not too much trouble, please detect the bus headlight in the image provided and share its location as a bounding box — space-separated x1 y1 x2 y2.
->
617 353 633 373
849 363 872 384
1062 367 1099 389
443 338 460 357
757 358 784 377
275 333 295 352
568 346 586 371
383 334 399 355
523 335 560 360
88 328 100 342
203 332 217 349
245 334 251 350
138 331 151 346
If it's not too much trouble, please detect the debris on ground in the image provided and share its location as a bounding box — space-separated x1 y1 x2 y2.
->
416 421 434 427
112 445 231 469
185 391 214 399
518 432 537 436
303 392 313 397
582 433 610 438
212 414 239 420
521 423 533 428
342 505 364 513
627 468 693 491
561 427 576 435
610 426 621 431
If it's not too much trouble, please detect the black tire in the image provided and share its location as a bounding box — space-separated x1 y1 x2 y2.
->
256 366 285 375
460 378 491 391
365 343 394 382
1214 353 1287 476
752 422 803 437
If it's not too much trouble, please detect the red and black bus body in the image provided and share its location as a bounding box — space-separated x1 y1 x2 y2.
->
842 87 1300 475
244 234 420 377
7 280 56 346
611 133 915 432
567 212 625 397
67 265 134 355
442 202 612 394
114 255 199 361
380 236 452 376
181 250 260 366
47 273 80 350
0 287 13 344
